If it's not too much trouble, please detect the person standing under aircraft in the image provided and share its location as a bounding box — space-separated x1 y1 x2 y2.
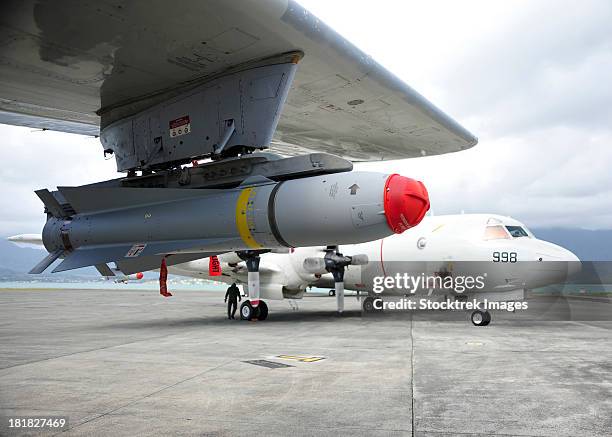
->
225 283 241 319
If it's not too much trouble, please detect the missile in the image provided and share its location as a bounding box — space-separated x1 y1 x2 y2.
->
112 272 145 283
34 171 429 274
7 234 43 245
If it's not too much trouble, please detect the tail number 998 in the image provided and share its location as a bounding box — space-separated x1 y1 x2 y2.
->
493 252 517 263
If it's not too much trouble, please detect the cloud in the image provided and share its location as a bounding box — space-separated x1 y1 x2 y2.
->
359 125 612 230
0 126 117 236
297 0 612 230
436 0 612 137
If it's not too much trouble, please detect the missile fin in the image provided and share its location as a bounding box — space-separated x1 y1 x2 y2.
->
95 263 115 277
35 189 71 218
116 253 216 276
29 249 63 274
53 245 132 273
56 186 224 214
52 238 240 273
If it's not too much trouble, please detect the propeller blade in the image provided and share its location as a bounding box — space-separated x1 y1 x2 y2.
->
350 254 369 265
335 281 345 314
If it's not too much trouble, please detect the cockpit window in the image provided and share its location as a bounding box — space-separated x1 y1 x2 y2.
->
505 226 529 238
483 225 510 240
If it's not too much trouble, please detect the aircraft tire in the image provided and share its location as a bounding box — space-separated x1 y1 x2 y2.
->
482 311 491 326
258 301 269 320
363 297 375 312
471 310 490 326
240 301 254 320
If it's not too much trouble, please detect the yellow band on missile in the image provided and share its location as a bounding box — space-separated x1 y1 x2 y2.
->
235 188 263 249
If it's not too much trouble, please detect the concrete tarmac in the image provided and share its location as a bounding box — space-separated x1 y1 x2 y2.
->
0 288 610 436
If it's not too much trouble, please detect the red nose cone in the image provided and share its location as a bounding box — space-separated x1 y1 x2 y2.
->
136 272 144 280
383 174 430 234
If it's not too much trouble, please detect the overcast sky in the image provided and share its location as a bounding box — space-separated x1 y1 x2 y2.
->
1 0 611 236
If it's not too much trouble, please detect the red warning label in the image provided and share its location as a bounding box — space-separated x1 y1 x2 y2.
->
209 255 222 276
169 116 191 137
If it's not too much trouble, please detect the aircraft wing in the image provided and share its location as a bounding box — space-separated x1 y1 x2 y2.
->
0 0 476 160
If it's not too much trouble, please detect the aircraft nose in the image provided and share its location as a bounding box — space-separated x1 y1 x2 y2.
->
535 243 581 284
536 241 579 261
561 247 581 278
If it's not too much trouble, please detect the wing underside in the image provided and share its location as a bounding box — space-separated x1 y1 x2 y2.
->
0 0 476 160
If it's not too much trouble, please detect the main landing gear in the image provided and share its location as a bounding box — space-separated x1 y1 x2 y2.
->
237 250 269 321
471 310 491 326
362 296 383 313
240 300 268 321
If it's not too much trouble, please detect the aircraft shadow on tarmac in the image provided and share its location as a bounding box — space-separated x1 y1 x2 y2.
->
95 310 370 330
95 295 610 330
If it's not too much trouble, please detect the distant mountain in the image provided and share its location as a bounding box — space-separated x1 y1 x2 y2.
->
531 228 612 261
0 238 170 281
0 238 47 272
0 238 98 279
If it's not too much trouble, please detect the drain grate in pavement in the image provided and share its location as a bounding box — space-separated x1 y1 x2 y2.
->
243 360 294 369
